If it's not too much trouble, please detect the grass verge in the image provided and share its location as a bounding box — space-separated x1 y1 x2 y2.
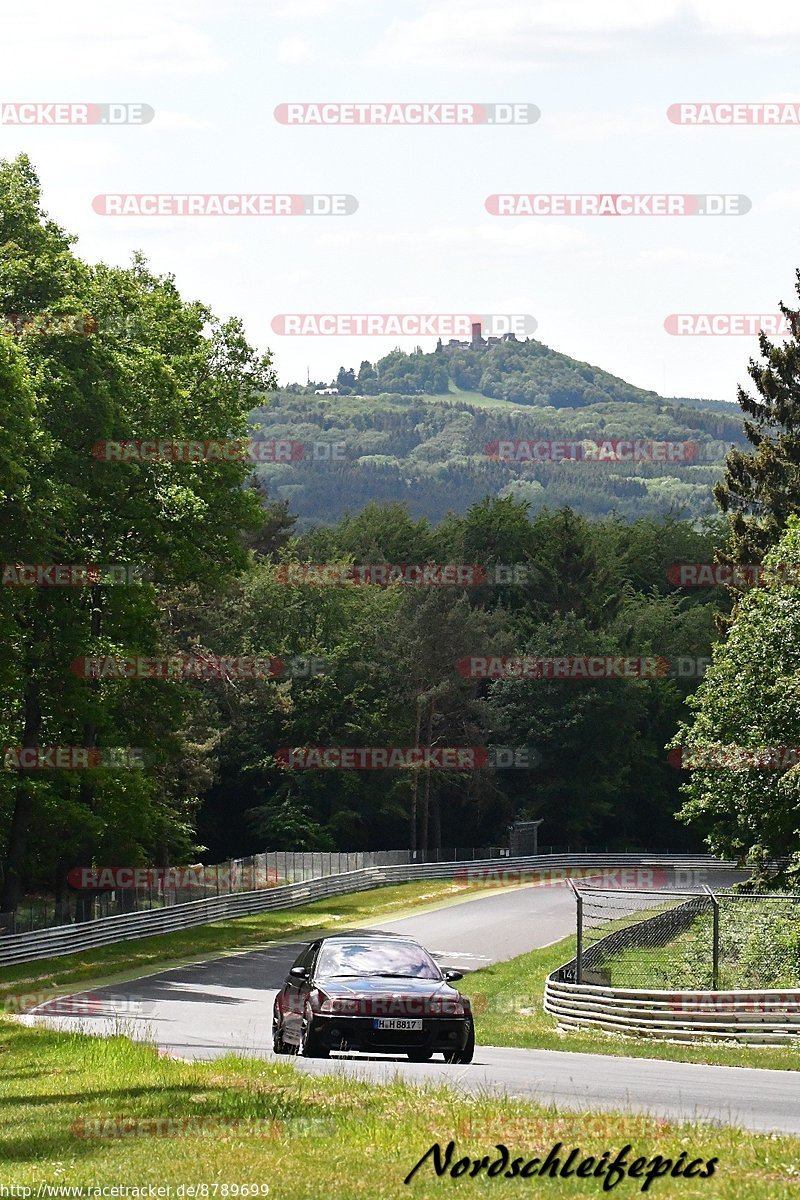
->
1 1018 799 1197
457 938 800 1072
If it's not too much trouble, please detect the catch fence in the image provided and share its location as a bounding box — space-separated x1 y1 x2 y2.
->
564 884 800 990
0 853 734 968
0 846 507 935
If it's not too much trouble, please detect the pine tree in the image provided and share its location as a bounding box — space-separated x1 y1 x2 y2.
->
714 272 800 562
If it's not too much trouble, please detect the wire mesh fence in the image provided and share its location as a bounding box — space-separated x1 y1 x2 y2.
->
567 885 800 990
0 846 508 934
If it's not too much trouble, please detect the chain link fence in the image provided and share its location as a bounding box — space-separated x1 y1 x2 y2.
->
567 884 800 990
0 846 508 934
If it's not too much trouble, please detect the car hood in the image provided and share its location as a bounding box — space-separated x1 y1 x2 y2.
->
316 976 460 999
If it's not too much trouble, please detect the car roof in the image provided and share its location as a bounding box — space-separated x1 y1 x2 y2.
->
314 929 421 943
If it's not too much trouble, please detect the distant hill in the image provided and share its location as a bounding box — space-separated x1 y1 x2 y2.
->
250 338 745 527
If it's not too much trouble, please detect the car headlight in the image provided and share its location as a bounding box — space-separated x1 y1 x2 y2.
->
317 994 362 1015
428 996 467 1016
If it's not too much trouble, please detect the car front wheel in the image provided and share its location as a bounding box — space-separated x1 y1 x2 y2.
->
272 1008 289 1055
298 1007 330 1058
446 1023 474 1065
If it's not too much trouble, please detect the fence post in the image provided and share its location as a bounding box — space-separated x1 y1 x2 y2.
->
704 885 720 989
569 879 583 984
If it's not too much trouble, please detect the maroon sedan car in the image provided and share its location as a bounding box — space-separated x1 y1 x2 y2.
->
272 930 474 1063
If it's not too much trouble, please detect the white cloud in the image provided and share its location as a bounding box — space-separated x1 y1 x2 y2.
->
0 3 225 80
545 110 661 143
277 38 317 64
637 247 732 267
313 222 589 253
152 111 216 131
268 0 370 16
367 0 800 70
764 190 800 209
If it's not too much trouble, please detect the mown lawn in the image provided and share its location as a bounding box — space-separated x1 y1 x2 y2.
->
1 1019 799 1198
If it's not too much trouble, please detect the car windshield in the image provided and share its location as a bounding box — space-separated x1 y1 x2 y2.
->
316 939 441 980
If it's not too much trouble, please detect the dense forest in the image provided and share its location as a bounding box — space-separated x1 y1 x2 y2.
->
310 338 727 408
253 340 747 527
2 155 800 914
196 500 725 861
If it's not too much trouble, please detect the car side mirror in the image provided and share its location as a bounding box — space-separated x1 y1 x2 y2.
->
289 965 309 980
442 969 463 982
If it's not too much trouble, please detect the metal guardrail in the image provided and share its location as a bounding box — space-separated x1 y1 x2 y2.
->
544 977 800 1045
0 853 733 967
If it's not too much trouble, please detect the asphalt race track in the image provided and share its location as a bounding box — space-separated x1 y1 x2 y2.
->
24 867 800 1136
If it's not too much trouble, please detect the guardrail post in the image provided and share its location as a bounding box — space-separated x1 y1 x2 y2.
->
569 879 583 984
704 885 720 989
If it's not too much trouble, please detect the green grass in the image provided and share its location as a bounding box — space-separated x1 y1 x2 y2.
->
0 879 487 1005
603 905 800 993
2 1018 799 1197
457 937 800 1072
440 385 526 410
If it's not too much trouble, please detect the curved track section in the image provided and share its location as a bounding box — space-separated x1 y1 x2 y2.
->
25 868 798 1136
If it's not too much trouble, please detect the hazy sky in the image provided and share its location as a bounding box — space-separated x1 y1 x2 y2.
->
1 0 799 400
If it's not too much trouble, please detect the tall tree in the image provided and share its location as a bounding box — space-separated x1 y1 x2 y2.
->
0 155 274 910
714 272 800 562
671 517 800 883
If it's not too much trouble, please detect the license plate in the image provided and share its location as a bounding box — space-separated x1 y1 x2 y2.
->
372 1018 423 1031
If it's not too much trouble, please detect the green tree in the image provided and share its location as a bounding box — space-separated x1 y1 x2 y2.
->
0 155 274 910
356 360 378 394
671 517 800 882
336 366 356 394
714 272 800 562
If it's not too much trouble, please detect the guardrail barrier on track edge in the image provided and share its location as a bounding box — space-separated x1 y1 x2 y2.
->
0 853 733 967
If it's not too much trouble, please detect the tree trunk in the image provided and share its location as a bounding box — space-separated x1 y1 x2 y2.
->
420 705 434 858
409 701 422 856
75 585 103 923
0 671 43 914
431 784 441 853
